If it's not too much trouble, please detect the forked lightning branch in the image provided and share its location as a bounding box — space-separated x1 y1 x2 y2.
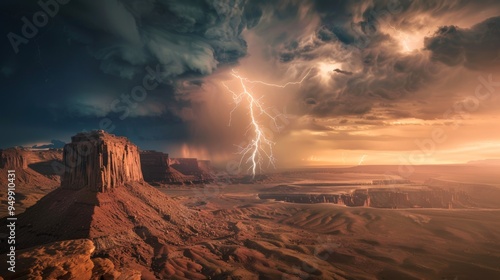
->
222 69 311 178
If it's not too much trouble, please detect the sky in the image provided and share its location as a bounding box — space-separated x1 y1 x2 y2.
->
1 0 500 171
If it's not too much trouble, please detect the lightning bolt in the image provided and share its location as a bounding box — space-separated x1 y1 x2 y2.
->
223 69 311 178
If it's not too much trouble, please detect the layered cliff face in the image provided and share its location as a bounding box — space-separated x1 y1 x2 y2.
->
259 187 473 209
61 130 143 192
6 131 231 278
140 152 215 184
170 158 215 182
0 147 28 169
0 147 63 177
139 151 187 183
0 148 63 217
170 158 200 176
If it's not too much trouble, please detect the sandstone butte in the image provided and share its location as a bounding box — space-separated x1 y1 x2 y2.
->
0 130 230 279
61 130 143 192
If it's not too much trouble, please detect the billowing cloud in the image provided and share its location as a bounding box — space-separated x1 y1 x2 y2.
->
424 16 500 71
1 0 500 167
261 0 500 121
63 0 251 79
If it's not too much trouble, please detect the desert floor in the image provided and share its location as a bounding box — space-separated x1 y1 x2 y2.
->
157 166 500 279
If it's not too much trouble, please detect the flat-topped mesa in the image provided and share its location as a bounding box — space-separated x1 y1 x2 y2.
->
170 158 199 175
61 130 143 192
139 150 189 183
139 151 170 182
0 147 28 169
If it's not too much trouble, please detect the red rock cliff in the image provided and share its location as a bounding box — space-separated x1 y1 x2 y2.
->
0 147 28 169
61 130 143 192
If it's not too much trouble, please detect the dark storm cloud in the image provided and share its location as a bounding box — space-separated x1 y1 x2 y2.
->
290 39 441 118
0 0 257 86
312 0 500 39
0 0 260 148
271 0 500 119
275 0 500 62
424 16 500 71
1 0 500 152
61 0 251 79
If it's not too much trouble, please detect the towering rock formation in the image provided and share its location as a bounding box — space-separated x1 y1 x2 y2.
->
5 130 230 278
61 130 143 192
139 151 187 183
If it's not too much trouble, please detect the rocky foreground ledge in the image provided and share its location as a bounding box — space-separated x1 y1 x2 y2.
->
0 239 140 280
